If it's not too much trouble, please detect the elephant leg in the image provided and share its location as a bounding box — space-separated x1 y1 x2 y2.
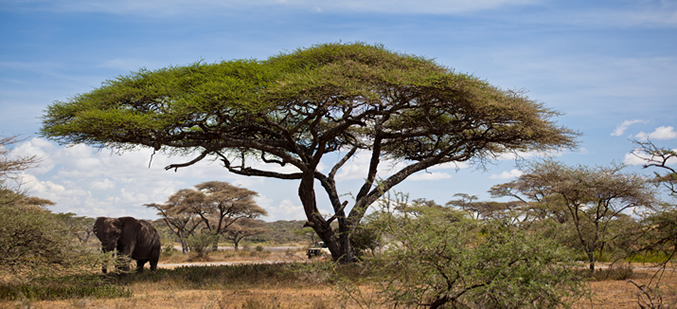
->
150 258 158 271
136 260 147 273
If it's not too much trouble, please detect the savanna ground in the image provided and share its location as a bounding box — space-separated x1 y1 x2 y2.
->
1 248 675 309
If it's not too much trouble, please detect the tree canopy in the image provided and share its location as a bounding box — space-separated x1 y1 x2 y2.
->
41 42 578 263
490 160 655 271
145 181 266 253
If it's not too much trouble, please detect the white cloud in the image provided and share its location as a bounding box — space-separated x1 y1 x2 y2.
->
265 199 306 221
90 178 115 191
334 152 407 181
636 126 677 140
7 138 246 219
495 149 562 161
490 169 523 179
611 119 645 136
409 172 452 181
623 147 677 166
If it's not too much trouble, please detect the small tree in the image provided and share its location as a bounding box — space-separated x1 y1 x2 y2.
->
446 193 527 224
148 181 266 252
144 201 202 253
490 160 655 271
222 218 268 250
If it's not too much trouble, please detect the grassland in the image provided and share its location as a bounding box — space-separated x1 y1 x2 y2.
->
1 248 675 309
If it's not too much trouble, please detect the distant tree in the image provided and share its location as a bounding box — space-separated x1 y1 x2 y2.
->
194 181 267 236
490 160 655 271
145 200 202 253
446 193 525 224
147 181 266 252
40 42 578 263
222 218 268 250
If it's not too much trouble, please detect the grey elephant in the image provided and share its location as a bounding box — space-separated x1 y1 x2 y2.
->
93 216 161 273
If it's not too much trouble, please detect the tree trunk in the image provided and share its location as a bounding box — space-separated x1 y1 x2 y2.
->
298 171 356 264
587 250 595 271
180 237 188 254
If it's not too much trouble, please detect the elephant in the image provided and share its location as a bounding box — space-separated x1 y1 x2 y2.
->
93 216 161 273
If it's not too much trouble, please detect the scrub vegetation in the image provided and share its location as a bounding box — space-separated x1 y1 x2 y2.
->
1 43 675 308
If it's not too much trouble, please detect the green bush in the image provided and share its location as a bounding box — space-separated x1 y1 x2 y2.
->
161 244 179 257
186 233 219 259
0 201 100 278
360 205 585 308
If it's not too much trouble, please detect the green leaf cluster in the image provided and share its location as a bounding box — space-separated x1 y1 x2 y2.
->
41 42 576 160
366 205 584 308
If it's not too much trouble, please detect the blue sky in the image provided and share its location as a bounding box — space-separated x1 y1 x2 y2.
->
1 0 676 221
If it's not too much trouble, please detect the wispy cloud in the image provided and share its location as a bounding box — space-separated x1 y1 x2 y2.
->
611 119 646 136
636 126 677 140
409 172 453 181
3 0 539 16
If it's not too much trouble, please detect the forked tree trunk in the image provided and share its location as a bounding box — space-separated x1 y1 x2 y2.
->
299 172 357 264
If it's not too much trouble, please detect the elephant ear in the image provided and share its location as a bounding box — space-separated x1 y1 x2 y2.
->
95 217 122 239
108 218 123 236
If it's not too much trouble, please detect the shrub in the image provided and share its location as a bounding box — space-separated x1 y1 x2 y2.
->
186 233 219 260
362 206 585 308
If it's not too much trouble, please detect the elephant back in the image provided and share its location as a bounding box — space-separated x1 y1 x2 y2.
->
131 219 162 259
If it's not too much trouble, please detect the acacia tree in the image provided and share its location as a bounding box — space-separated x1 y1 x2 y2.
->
490 160 655 271
41 43 577 263
145 199 202 254
222 218 268 250
194 181 266 236
147 181 266 252
632 139 677 197
446 193 527 224
626 140 676 308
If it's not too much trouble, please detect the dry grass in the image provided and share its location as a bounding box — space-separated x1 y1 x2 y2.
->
2 252 675 309
571 268 677 309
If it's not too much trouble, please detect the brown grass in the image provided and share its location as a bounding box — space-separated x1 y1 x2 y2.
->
2 252 675 309
571 268 677 309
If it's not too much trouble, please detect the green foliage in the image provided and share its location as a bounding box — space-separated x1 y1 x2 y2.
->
186 233 219 259
491 160 656 271
41 43 578 263
363 205 584 309
0 191 100 280
350 214 383 259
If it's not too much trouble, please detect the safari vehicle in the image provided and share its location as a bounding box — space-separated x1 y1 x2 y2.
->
306 241 331 259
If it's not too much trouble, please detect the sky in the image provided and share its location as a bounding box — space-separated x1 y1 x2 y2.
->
1 0 676 221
